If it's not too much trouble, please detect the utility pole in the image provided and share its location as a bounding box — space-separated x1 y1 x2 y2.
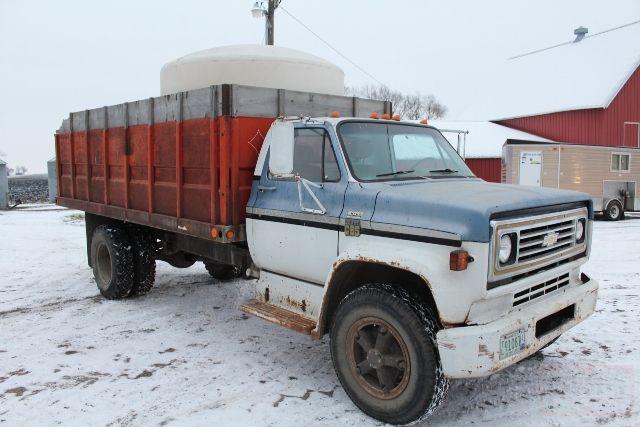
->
266 0 276 45
253 1 280 45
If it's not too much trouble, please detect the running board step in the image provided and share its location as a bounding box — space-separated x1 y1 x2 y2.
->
240 299 316 335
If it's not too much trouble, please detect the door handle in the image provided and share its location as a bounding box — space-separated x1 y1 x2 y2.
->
258 185 276 192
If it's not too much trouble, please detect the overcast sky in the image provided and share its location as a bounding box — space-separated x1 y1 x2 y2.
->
1 0 638 173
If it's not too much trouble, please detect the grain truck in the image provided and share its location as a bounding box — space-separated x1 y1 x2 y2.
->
55 83 598 424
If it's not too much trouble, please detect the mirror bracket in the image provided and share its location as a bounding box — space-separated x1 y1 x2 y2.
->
297 176 326 215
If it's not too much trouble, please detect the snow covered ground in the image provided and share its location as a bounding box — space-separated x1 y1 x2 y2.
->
0 206 638 426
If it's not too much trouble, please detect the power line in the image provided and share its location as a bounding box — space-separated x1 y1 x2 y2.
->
278 5 387 87
509 19 640 60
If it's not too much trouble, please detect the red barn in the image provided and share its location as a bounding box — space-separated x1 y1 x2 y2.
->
457 24 640 180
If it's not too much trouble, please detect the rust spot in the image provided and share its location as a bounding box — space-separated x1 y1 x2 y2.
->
440 320 460 329
283 296 307 312
440 341 456 350
478 343 494 358
488 364 502 374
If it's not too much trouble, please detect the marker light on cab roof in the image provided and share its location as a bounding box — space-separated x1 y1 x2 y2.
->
370 112 380 119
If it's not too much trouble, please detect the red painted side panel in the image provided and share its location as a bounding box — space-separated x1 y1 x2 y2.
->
57 116 274 228
496 65 640 147
465 158 502 183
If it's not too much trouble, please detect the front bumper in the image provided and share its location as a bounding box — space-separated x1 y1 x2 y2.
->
436 274 598 379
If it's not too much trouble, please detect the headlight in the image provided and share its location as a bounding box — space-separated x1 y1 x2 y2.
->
499 234 514 264
576 219 585 243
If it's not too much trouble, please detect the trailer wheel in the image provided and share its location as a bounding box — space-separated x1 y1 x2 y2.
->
204 262 238 281
90 225 135 299
330 284 448 424
129 230 156 296
604 200 623 221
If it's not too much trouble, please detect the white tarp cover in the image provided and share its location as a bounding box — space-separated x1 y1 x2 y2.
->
161 44 345 96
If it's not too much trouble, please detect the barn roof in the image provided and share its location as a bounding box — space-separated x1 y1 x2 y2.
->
464 22 640 121
430 120 552 158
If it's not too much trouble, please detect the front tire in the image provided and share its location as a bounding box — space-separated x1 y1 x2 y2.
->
330 284 448 424
90 225 135 299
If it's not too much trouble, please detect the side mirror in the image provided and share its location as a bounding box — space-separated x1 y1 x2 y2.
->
267 120 295 178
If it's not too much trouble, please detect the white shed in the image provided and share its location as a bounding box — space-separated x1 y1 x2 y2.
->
47 158 57 202
0 158 8 209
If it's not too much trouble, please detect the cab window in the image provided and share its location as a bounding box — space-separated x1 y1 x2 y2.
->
291 128 341 182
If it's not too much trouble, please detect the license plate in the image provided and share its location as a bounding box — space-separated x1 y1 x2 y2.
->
499 328 526 360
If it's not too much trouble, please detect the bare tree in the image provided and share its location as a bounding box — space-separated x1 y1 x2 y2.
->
345 85 447 120
15 166 28 176
7 167 14 176
400 93 424 120
423 94 447 120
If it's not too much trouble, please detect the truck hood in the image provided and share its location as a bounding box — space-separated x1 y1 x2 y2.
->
370 178 592 242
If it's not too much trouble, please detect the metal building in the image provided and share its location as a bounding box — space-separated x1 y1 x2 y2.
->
47 157 57 202
0 159 8 209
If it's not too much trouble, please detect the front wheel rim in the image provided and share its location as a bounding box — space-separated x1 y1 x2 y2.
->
346 317 411 400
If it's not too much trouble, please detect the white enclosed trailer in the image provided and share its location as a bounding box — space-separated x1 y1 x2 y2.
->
503 141 640 220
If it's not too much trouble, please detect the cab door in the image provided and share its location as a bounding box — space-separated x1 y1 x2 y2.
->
249 125 347 284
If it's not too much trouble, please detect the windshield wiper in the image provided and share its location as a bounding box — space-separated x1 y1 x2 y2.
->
429 168 459 174
376 169 415 177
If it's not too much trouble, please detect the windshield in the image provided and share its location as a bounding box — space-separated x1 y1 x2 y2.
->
338 122 474 181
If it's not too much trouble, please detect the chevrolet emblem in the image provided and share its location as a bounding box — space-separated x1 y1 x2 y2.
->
542 232 559 247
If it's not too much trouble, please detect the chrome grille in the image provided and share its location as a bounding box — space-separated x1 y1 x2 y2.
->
517 219 577 263
513 273 570 307
490 207 588 281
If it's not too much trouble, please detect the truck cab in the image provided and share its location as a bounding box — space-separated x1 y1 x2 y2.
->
243 116 598 423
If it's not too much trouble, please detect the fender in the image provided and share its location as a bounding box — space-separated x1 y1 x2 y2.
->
313 237 490 337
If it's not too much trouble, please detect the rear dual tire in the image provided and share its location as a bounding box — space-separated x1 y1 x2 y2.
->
90 225 156 299
129 231 156 296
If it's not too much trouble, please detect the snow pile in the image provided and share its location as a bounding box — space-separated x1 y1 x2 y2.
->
0 207 638 425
